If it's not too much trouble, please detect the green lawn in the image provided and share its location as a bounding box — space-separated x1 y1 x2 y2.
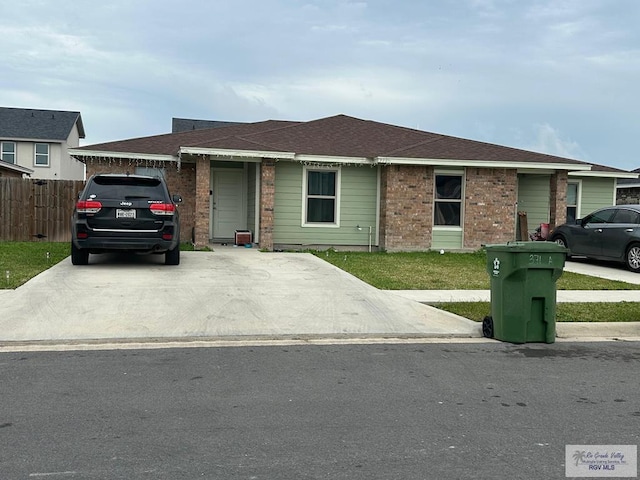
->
2 243 639 323
0 241 202 289
315 250 640 322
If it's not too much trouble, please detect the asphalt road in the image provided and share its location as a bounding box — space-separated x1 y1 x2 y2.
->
1 342 638 479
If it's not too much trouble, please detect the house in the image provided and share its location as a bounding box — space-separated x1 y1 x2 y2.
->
616 168 640 205
69 114 636 252
0 107 86 180
0 160 33 178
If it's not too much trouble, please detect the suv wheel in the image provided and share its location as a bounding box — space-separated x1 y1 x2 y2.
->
71 242 89 265
165 245 180 265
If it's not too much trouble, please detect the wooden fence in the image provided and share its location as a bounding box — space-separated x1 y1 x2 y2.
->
0 178 84 242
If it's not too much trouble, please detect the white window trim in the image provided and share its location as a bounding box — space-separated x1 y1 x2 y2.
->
301 165 341 228
34 143 50 167
433 170 464 230
567 179 582 220
1 141 16 164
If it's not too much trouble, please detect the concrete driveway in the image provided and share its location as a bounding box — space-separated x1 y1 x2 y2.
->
0 247 479 343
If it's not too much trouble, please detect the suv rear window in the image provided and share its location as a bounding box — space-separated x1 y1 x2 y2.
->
87 176 166 199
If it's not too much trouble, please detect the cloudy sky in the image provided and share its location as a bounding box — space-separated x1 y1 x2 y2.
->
1 0 638 170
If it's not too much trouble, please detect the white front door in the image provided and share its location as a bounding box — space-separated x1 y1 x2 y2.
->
210 168 246 239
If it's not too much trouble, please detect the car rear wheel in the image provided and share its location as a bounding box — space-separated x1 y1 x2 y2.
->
626 244 640 272
71 242 89 265
165 245 180 265
552 235 571 258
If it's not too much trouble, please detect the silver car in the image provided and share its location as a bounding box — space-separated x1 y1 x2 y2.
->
550 205 640 272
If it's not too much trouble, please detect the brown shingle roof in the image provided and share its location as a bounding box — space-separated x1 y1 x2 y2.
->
76 114 630 172
79 120 299 155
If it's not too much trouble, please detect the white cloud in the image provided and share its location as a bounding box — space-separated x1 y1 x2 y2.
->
0 0 638 168
526 124 586 160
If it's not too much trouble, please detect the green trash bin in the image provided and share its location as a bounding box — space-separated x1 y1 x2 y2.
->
483 241 567 344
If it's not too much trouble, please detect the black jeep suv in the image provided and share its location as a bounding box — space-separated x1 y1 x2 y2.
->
71 174 182 265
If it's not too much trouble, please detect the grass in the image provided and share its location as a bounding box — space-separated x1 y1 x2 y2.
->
316 250 640 291
436 301 640 323
0 241 206 289
0 242 70 289
315 250 640 323
3 243 639 323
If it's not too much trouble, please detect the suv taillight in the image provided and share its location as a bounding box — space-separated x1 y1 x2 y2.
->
150 203 176 216
76 200 102 214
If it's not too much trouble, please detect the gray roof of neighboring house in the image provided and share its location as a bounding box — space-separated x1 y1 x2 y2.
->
172 118 243 133
0 107 85 141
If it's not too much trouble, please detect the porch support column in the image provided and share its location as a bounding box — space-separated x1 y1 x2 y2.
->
194 155 210 248
379 164 432 252
259 159 276 251
549 171 568 229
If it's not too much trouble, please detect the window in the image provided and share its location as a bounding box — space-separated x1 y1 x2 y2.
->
566 182 579 223
304 168 339 225
1 142 15 163
612 208 640 225
434 174 463 226
34 143 49 166
135 166 166 178
583 208 616 225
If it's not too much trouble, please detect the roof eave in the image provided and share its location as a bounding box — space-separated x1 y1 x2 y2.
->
2 136 65 144
180 147 296 160
68 149 178 163
375 157 593 171
569 171 638 179
295 154 372 165
0 162 34 175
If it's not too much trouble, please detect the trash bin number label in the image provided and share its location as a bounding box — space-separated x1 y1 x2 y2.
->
492 257 501 276
529 254 555 266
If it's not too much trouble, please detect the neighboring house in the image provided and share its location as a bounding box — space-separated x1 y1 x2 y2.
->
0 107 86 180
616 168 640 205
0 160 33 178
69 114 636 252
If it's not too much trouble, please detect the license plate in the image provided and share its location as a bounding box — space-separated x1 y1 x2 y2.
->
116 209 136 219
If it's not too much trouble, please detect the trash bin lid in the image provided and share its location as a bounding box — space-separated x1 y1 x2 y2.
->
485 241 567 253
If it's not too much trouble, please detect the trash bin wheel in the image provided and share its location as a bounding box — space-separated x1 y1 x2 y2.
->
482 316 494 338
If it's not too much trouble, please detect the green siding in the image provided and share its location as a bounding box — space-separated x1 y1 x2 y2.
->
432 229 463 250
517 174 550 231
577 177 616 217
274 162 378 246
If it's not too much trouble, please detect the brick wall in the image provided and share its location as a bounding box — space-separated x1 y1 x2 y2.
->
549 171 568 228
617 187 640 205
463 168 517 248
379 164 432 251
259 159 276 250
84 158 196 243
193 156 210 247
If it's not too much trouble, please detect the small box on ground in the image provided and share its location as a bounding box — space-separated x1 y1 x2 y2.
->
235 230 252 246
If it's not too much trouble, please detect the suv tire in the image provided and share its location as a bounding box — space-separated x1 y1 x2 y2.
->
165 245 180 265
71 242 89 265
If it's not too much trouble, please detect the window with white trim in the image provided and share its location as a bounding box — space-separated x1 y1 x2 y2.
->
434 173 463 226
34 143 49 166
1 142 15 164
566 182 579 223
303 167 339 225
